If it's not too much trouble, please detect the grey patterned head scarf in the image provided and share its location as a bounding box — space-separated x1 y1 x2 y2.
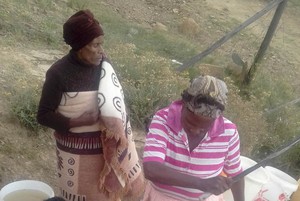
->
183 75 228 118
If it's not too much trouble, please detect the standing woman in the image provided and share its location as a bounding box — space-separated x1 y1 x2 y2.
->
37 10 144 201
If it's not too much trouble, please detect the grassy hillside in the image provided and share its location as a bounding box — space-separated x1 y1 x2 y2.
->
0 0 299 191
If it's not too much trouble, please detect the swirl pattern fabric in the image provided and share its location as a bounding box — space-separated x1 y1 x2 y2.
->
97 61 144 200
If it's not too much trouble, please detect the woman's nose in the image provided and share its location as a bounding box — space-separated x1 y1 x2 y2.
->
98 45 104 53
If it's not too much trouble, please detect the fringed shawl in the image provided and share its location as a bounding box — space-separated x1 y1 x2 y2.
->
97 61 144 200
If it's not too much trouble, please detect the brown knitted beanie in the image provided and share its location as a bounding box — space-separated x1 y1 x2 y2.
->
63 10 104 51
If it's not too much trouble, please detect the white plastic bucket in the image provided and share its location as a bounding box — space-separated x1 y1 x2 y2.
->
223 156 270 201
252 181 288 201
0 180 54 201
265 166 299 198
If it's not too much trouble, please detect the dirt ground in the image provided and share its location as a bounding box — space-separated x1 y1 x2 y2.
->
0 0 299 198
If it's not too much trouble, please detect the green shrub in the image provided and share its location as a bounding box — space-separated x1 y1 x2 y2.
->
251 135 300 178
10 85 44 133
109 44 189 128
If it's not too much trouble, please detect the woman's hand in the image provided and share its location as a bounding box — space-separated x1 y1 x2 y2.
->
199 176 233 195
69 110 100 128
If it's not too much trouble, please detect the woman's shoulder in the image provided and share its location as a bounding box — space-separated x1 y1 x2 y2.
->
48 54 69 71
221 116 237 130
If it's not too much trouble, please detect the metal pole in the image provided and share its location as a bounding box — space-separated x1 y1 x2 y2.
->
177 0 284 72
244 0 288 85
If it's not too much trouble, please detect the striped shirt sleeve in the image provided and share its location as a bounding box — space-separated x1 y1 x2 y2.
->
143 111 169 163
223 127 243 177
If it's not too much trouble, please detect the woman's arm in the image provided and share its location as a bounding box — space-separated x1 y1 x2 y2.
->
143 161 232 195
37 69 69 132
231 179 245 201
224 127 245 201
37 68 99 132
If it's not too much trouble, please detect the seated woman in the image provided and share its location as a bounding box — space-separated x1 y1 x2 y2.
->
142 75 245 201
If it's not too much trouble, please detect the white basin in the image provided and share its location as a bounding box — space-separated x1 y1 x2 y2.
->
0 180 54 201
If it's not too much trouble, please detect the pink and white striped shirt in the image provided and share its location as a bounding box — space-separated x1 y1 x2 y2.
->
143 100 243 201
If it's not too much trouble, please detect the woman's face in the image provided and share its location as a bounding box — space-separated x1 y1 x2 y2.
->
181 104 215 136
77 35 104 66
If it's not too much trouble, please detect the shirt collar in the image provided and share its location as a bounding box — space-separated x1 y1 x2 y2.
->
166 100 225 137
